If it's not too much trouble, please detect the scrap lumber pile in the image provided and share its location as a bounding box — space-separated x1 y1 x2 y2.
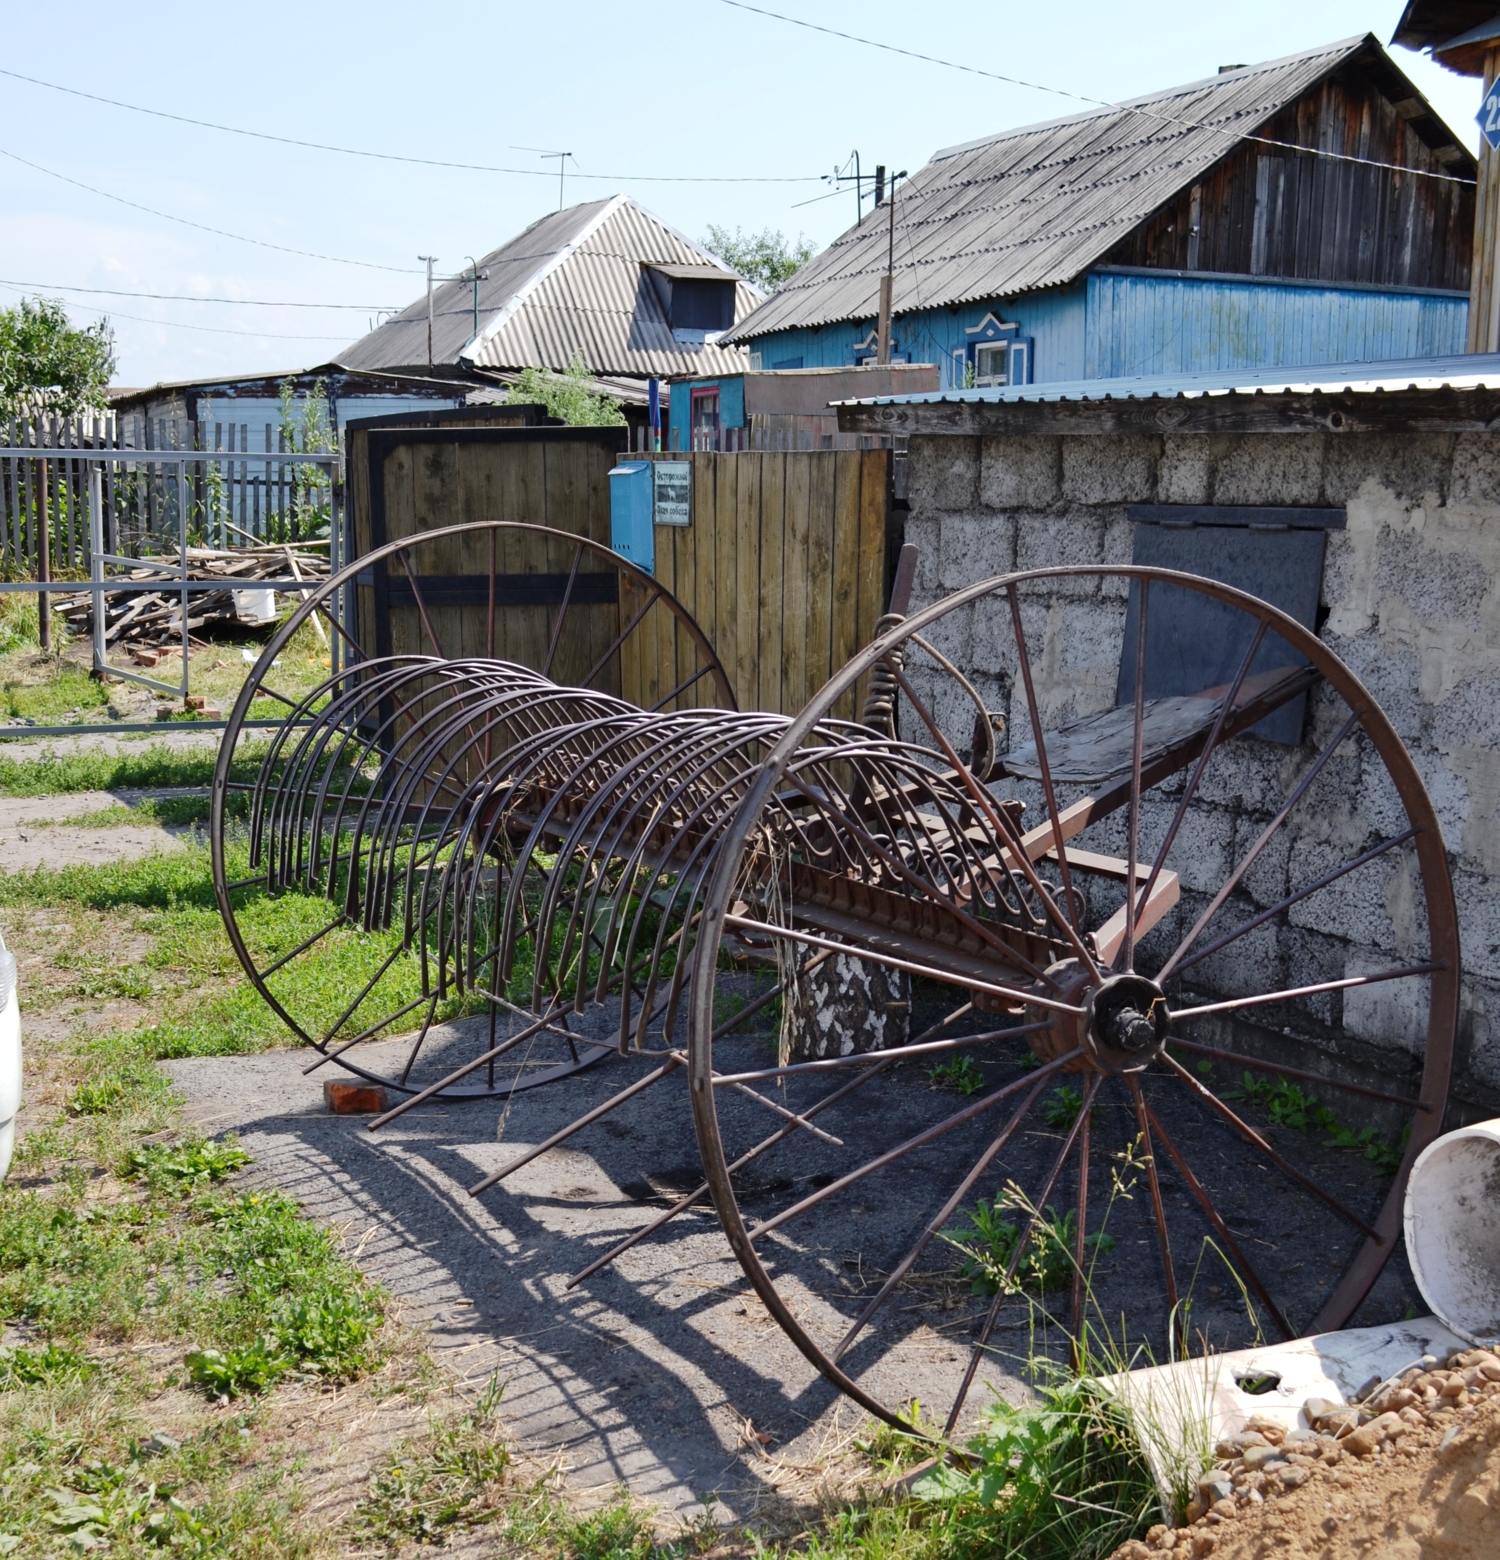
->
53 544 328 649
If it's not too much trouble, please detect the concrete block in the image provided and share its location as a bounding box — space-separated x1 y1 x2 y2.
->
969 594 1021 678
1188 914 1284 1001
1452 865 1500 983
1342 951 1430 1057
902 515 943 609
908 435 979 513
1375 531 1488 628
1060 435 1159 505
1447 433 1500 507
1460 976 1500 1090
1015 510 1110 583
1209 434 1325 505
1157 435 1212 504
1284 836 1402 952
1322 433 1453 507
979 435 1061 509
1141 799 1236 897
1436 732 1500 878
938 513 1016 590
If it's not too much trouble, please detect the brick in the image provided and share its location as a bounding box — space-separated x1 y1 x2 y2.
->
979 435 1061 509
324 1080 390 1114
1060 435 1158 504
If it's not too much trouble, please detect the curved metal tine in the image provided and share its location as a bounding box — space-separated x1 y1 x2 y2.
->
832 1073 1052 1364
1130 622 1269 936
1127 1075 1179 1347
1158 707 1364 981
579 584 662 691
486 526 498 662
888 660 1103 982
398 990 444 1085
1142 1094 1293 1341
1122 580 1150 971
543 542 585 679
723 913 1084 1018
399 550 448 659
568 1044 914 1290
368 999 567 1128
1161 1053 1382 1241
1005 582 1088 944
745 1049 1086 1245
712 1021 1049 1086
1168 1037 1431 1113
1069 1083 1093 1348
1170 963 1440 1023
1173 827 1420 977
944 1072 1100 1436
468 1054 686 1196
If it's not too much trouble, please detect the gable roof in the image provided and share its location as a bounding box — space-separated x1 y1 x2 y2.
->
340 195 762 379
728 35 1471 343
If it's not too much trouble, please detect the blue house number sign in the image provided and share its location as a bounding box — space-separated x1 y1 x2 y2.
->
1480 77 1500 152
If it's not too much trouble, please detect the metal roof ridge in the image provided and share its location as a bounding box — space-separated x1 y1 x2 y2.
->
929 34 1369 163
460 195 630 361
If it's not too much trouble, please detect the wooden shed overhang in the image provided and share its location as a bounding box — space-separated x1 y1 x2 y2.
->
835 354 1500 437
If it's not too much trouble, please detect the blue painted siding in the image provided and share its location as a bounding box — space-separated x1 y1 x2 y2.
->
746 271 1469 388
745 286 1089 388
1084 271 1469 378
667 373 745 448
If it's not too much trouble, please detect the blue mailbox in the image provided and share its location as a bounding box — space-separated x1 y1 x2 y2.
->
608 461 654 573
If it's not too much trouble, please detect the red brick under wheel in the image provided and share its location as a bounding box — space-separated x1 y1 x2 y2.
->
687 564 1459 1437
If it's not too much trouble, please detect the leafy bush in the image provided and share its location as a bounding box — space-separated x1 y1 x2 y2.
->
506 351 624 426
1225 1071 1404 1175
944 1197 1115 1295
123 1135 250 1193
0 1341 95 1388
927 1056 985 1095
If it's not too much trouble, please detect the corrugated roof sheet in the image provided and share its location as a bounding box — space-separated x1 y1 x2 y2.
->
339 196 761 379
729 35 1419 343
836 351 1500 407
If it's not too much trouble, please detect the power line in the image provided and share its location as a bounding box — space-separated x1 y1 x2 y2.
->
0 145 425 271
0 277 392 309
0 66 821 183
719 0 1476 186
0 284 353 340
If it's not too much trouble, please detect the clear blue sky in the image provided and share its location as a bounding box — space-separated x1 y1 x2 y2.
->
0 1 1479 389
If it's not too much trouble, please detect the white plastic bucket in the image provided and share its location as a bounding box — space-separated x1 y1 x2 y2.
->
233 588 277 625
1404 1117 1500 1348
0 935 19 1183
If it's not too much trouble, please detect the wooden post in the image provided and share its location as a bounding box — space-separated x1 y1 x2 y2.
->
1471 46 1500 354
36 445 51 652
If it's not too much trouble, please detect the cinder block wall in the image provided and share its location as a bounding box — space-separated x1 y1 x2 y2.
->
900 430 1500 1118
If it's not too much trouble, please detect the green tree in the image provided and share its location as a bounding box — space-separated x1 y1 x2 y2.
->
505 351 625 426
0 297 115 420
700 225 817 293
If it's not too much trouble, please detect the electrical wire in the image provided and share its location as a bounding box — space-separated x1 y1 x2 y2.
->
0 284 354 340
720 0 1476 186
0 277 392 310
0 66 820 183
0 146 424 272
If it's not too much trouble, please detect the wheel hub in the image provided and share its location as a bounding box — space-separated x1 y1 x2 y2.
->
1032 962 1168 1074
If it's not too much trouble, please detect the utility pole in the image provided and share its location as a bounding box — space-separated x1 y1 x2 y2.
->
876 169 906 365
463 256 489 344
419 256 436 370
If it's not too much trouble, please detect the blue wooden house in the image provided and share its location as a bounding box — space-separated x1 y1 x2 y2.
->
725 36 1475 389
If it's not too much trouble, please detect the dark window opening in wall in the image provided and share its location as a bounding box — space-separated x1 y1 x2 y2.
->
1119 505 1345 744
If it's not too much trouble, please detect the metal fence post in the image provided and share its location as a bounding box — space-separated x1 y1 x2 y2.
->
177 462 189 702
89 464 105 676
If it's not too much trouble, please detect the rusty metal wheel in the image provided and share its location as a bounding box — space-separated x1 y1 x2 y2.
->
210 520 734 1099
686 564 1459 1436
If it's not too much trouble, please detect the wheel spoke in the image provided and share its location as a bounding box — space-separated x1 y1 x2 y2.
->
1070 1084 1094 1340
1159 709 1363 980
581 586 658 688
398 552 448 660
831 1073 1051 1363
725 1079 843 1146
259 914 345 979
889 660 1103 981
724 912 1083 1017
1122 579 1149 971
543 543 584 679
1141 1094 1294 1340
1161 1054 1382 1241
1169 963 1441 1022
944 1073 1100 1435
1169 1037 1432 1112
746 1048 1084 1244
1173 827 1419 976
711 1019 1049 1085
648 662 713 713
1006 582 1088 944
1127 1076 1179 1346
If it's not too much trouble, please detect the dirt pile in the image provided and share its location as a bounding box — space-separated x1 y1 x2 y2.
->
1111 1348 1500 1559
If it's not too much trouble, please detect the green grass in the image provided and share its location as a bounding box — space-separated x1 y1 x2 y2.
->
2 656 111 724
0 741 252 797
926 1056 985 1095
1222 1070 1406 1176
942 1196 1117 1296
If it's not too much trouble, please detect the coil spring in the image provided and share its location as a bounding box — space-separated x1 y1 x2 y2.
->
860 611 906 736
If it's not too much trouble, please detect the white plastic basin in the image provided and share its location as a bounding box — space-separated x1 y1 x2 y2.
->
1404 1118 1500 1349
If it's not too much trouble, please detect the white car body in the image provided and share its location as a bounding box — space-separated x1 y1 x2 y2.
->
0 935 19 1182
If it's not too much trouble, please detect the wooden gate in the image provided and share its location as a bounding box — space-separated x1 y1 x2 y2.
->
623 449 889 719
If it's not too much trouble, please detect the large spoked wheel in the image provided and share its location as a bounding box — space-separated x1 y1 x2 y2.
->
211 520 734 1100
687 565 1458 1436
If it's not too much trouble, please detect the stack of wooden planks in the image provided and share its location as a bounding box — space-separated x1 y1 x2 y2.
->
53 544 328 649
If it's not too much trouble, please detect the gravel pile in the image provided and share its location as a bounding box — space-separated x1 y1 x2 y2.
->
1111 1347 1500 1559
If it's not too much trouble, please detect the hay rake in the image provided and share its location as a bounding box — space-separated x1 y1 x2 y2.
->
213 519 1458 1435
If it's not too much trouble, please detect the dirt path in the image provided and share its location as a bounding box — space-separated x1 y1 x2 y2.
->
0 791 196 871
